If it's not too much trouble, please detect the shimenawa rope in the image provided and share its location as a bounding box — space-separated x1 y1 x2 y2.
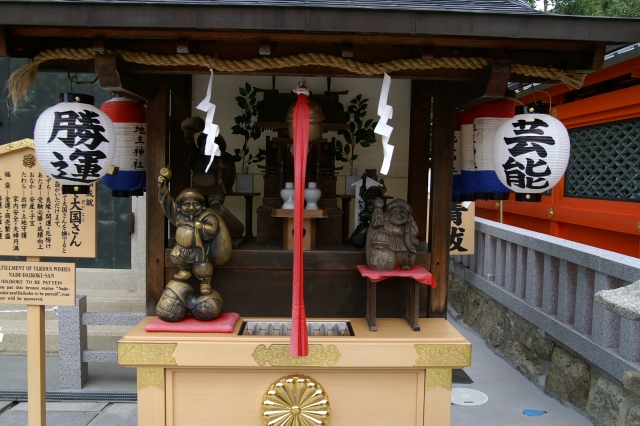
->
6 47 588 108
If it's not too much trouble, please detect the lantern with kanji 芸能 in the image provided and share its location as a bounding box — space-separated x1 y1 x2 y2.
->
34 93 117 194
493 104 570 202
100 96 147 197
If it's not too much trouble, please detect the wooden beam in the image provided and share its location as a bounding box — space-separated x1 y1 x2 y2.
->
407 80 432 242
94 53 162 101
589 42 607 71
428 82 455 319
450 62 511 109
0 28 7 57
146 77 170 316
167 75 193 212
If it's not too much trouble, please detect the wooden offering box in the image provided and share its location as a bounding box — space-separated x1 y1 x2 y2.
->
119 317 471 426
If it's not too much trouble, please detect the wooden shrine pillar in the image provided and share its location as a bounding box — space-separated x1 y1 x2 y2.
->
407 80 432 241
428 82 455 318
147 77 170 315
146 75 192 315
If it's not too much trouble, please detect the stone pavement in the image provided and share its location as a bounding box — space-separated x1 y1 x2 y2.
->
0 315 595 425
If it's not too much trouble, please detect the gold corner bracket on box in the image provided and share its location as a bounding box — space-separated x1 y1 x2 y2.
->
253 344 341 367
137 367 165 391
414 344 471 367
5 138 34 151
118 343 177 366
426 368 453 391
262 375 330 426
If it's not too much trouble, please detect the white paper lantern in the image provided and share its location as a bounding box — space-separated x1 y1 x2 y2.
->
461 99 515 197
34 94 117 194
493 112 570 194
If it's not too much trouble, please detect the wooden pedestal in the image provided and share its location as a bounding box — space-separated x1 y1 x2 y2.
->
272 209 328 250
119 317 471 426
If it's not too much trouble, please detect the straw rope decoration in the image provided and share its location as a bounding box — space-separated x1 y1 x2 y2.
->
7 47 588 108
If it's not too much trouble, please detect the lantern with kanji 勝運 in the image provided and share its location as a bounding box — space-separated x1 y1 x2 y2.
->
34 93 117 194
493 104 570 202
100 96 147 197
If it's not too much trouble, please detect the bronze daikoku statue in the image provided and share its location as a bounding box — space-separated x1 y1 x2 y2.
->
155 166 233 321
366 199 419 271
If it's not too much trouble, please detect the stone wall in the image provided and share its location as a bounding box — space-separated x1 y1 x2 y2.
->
449 272 640 426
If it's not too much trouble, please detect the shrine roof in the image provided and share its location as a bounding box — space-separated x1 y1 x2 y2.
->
4 0 538 14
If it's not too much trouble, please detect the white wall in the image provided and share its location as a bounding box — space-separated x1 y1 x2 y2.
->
191 75 415 236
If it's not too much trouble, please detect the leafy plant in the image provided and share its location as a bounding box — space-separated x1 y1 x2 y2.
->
230 82 266 167
333 94 378 168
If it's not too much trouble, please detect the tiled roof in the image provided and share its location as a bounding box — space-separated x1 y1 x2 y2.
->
10 0 539 14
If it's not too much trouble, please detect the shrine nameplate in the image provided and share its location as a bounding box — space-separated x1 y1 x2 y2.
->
0 139 97 257
0 261 76 306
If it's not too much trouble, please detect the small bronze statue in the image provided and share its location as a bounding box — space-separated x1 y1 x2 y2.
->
156 166 233 321
366 199 419 271
181 116 244 239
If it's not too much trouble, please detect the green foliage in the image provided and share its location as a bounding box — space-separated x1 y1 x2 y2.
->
332 94 378 167
230 82 265 166
549 0 640 17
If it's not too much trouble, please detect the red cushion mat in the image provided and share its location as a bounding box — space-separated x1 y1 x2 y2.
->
145 312 240 333
356 265 437 287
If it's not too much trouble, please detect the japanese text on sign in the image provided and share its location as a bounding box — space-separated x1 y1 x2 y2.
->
450 201 475 255
0 142 96 257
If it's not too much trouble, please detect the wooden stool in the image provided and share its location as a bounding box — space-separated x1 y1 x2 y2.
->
272 209 328 250
356 265 436 332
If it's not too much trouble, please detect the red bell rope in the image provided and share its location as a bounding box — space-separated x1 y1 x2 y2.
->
290 92 310 357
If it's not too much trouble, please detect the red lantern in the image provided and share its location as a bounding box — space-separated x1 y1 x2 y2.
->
100 96 147 197
461 99 514 199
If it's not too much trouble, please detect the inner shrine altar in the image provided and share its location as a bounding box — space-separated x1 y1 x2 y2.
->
118 316 471 426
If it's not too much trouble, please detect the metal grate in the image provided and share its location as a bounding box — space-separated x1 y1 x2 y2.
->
240 320 354 336
564 118 640 201
0 391 136 402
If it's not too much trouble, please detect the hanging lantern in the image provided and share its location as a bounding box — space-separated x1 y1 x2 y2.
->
100 96 147 197
452 110 473 200
462 99 514 199
493 104 570 202
34 93 117 194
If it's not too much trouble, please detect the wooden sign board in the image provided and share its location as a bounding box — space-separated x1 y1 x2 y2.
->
0 139 97 257
0 260 76 306
424 189 475 255
450 201 475 255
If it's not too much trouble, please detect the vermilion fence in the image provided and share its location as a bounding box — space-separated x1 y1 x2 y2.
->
476 56 640 258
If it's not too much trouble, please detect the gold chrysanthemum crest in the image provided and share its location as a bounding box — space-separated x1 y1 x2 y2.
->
262 376 330 426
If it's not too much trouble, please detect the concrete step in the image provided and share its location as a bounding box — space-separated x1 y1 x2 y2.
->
76 268 143 292
0 291 145 321
0 319 137 356
79 290 146 313
0 305 59 320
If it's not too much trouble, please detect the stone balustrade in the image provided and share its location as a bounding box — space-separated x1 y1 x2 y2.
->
451 217 640 382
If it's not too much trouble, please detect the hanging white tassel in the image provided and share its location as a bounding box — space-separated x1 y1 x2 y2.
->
374 73 394 175
196 69 221 173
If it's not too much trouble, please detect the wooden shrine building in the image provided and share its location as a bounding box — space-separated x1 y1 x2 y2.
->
1 0 638 320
